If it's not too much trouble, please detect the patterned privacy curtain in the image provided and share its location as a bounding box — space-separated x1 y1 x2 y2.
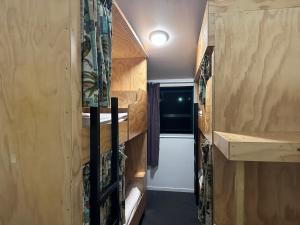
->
81 0 121 224
199 55 211 106
82 0 112 107
83 145 127 225
198 139 213 225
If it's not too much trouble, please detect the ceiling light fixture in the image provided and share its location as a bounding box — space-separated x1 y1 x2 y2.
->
149 30 169 46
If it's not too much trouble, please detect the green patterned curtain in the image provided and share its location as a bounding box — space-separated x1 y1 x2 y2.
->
83 145 127 225
198 139 213 225
82 0 112 107
199 55 211 106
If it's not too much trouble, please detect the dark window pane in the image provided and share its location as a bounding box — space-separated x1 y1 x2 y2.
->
160 86 194 134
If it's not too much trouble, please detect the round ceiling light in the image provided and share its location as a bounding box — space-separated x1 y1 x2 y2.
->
149 30 169 46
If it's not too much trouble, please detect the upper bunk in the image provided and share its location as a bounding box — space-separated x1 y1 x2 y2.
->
81 1 147 165
82 90 147 164
193 1 215 142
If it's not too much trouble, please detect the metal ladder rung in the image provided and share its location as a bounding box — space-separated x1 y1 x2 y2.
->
111 219 119 225
99 181 119 204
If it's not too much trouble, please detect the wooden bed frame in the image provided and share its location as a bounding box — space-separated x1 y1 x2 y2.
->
0 0 147 224
81 89 147 165
194 1 300 225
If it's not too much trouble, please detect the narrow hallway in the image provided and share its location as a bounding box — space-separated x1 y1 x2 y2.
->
140 191 199 225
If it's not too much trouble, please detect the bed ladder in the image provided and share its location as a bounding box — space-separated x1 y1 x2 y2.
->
90 97 121 225
194 103 200 206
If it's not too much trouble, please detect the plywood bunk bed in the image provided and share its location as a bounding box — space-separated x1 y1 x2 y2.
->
81 89 147 164
111 4 148 225
82 2 148 225
0 0 146 225
195 1 300 225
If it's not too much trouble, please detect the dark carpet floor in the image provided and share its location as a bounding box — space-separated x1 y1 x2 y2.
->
139 191 199 225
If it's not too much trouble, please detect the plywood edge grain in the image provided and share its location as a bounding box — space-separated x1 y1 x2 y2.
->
195 0 215 78
213 131 300 162
209 0 300 13
214 131 230 159
112 1 147 59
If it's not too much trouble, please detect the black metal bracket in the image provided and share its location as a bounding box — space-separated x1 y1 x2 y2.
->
90 107 101 225
109 97 121 224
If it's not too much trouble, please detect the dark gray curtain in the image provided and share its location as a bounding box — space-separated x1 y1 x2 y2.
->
147 83 160 167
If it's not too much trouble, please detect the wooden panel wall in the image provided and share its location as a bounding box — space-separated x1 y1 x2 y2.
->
70 0 83 224
111 58 147 92
210 0 300 13
212 2 300 225
81 121 129 165
213 148 235 225
214 7 300 133
244 161 300 225
128 90 147 140
0 1 82 225
214 156 300 225
111 91 137 108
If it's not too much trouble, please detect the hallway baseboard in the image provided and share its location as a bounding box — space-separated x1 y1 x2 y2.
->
146 186 194 193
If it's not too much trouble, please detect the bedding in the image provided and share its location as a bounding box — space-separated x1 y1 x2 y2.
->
82 113 128 127
124 187 142 225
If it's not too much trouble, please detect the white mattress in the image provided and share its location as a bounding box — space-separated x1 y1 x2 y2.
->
199 110 203 117
199 175 203 191
124 187 142 225
82 113 128 127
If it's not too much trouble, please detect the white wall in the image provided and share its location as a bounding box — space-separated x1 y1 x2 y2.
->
147 134 194 193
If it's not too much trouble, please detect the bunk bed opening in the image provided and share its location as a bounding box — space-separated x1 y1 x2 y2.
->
81 1 148 225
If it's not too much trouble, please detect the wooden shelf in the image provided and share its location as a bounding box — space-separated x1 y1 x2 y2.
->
214 131 300 162
134 171 146 178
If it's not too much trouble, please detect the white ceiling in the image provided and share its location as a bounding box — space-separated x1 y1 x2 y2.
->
115 0 205 80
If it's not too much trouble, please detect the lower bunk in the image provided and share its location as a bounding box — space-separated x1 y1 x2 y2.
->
82 132 147 225
124 185 146 225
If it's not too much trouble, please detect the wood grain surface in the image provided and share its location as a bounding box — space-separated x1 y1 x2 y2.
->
0 0 82 225
112 2 147 59
111 58 147 92
214 131 300 162
214 7 300 133
209 0 300 13
128 90 147 140
81 121 129 165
